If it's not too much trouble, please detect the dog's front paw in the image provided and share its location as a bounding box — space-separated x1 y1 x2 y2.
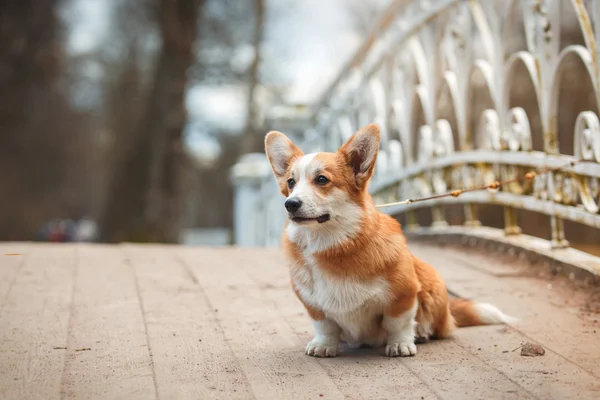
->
385 341 417 357
305 338 338 357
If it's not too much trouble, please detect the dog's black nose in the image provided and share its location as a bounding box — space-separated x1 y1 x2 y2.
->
285 198 302 213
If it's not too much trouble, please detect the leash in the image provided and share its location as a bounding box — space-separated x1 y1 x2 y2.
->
375 159 587 209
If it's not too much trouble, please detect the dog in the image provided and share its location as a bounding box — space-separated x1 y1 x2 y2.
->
264 123 515 357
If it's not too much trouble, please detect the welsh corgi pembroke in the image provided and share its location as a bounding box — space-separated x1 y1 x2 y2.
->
264 123 515 357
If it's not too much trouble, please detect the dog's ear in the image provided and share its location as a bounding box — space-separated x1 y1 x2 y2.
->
265 131 303 182
338 123 380 189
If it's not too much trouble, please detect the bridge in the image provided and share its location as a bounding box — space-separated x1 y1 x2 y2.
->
2 0 600 399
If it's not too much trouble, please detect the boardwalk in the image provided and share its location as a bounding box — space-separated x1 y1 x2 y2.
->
1 242 599 400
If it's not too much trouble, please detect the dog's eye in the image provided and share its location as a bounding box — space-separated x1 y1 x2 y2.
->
287 178 296 189
316 175 329 185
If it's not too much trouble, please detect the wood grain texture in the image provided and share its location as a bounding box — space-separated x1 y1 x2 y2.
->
59 245 155 399
410 243 600 399
0 246 75 400
127 245 254 400
0 243 29 306
1 243 599 400
178 247 347 400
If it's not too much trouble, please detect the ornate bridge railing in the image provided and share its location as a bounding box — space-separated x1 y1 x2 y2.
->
231 0 600 281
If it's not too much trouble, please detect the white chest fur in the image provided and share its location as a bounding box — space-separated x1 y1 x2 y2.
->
291 256 390 343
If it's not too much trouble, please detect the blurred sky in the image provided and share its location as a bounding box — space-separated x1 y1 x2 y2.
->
63 0 385 160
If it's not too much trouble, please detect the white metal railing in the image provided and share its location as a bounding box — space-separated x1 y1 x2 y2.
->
232 0 600 274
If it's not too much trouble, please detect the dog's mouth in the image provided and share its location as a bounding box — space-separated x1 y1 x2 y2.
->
291 214 331 224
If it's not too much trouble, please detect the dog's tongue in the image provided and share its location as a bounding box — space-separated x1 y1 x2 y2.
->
317 214 330 223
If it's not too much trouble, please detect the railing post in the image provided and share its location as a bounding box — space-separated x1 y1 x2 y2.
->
431 206 448 228
550 215 569 249
503 207 522 236
464 204 481 227
406 211 420 231
548 172 569 249
230 153 272 247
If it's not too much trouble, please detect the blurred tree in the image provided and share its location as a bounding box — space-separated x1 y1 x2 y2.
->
64 0 160 234
101 0 204 243
192 0 257 84
185 0 272 232
0 0 93 240
0 0 284 242
143 0 205 242
240 0 266 154
97 0 158 243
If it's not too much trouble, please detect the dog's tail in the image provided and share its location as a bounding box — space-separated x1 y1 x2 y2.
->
450 298 517 327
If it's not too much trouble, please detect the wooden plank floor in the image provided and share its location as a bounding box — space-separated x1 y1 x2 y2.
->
1 242 599 400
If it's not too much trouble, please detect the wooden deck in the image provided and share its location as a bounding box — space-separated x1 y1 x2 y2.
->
1 242 599 400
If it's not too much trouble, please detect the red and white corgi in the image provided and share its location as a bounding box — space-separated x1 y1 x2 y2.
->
264 123 515 357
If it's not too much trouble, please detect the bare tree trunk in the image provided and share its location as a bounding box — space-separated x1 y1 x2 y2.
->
240 0 265 155
99 45 148 243
101 0 202 243
0 0 93 240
